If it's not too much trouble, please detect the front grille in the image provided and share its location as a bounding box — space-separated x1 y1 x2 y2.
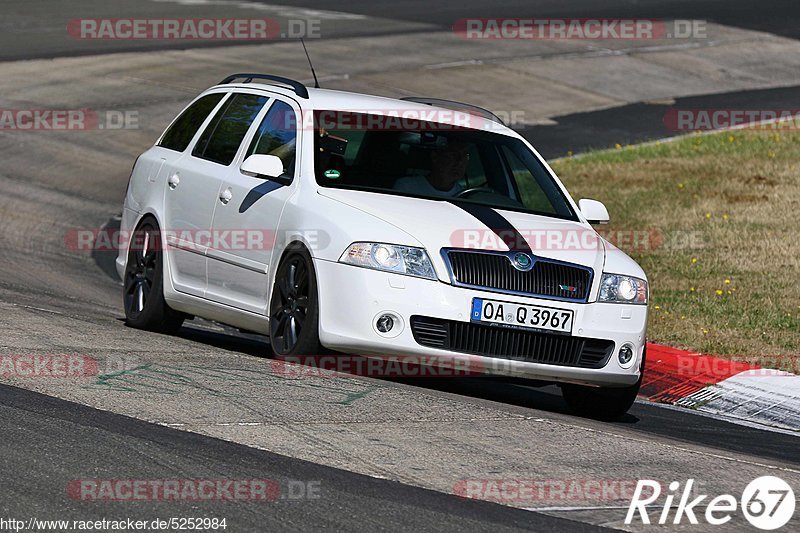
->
446 250 592 301
410 316 614 369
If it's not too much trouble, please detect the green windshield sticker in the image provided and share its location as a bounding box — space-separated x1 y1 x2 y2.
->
324 169 341 179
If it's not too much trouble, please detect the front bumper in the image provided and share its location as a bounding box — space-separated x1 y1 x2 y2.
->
315 259 647 387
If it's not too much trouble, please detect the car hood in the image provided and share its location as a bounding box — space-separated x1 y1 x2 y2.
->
317 188 606 282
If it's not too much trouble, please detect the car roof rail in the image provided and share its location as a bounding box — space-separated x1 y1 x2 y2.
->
400 97 506 126
218 73 310 99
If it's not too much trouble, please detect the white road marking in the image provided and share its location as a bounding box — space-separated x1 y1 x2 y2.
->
525 504 678 512
14 304 63 315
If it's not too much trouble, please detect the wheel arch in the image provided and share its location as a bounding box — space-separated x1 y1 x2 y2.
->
268 239 315 310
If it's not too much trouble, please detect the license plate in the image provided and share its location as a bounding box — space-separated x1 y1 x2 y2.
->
471 298 574 334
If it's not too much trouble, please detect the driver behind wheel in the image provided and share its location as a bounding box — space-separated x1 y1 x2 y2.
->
394 139 470 197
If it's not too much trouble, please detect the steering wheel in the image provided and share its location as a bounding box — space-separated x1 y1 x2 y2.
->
455 186 494 199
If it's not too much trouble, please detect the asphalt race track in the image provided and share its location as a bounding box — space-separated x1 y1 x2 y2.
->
0 1 798 531
0 385 598 532
3 0 800 60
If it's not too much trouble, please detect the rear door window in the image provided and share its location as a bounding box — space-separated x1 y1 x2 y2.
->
192 93 269 166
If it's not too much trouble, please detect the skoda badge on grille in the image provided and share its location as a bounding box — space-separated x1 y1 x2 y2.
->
511 252 534 272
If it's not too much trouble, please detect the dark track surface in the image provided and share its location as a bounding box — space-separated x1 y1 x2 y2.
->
519 84 800 159
0 383 602 532
273 0 800 39
404 378 800 466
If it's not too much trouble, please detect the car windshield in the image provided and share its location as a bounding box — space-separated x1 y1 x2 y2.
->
313 110 577 220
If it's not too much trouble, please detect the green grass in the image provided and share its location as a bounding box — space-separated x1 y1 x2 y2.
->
551 130 800 361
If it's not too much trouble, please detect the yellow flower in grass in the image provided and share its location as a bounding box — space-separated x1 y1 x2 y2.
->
724 279 731 284
691 258 698 264
715 289 723 295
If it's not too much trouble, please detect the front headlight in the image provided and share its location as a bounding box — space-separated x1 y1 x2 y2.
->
599 273 648 304
339 243 437 280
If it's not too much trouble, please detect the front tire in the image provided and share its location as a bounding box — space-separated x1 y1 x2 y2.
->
123 219 184 334
561 348 646 420
269 246 321 356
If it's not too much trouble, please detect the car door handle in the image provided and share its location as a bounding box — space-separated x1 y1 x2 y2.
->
219 188 233 205
167 173 180 190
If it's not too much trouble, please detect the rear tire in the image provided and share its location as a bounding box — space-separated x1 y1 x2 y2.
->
123 218 185 334
269 246 321 356
561 347 646 420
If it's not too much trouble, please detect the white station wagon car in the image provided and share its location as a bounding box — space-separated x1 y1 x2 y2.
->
118 73 648 419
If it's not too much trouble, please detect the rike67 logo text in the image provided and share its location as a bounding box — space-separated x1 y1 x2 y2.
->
626 477 795 530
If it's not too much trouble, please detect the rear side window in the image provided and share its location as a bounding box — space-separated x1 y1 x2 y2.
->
158 93 225 152
193 93 268 166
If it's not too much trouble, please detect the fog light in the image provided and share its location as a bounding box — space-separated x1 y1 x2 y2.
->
376 314 394 333
618 343 634 365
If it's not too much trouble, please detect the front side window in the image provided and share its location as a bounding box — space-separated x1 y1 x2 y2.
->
158 93 225 152
313 111 576 220
193 93 268 166
246 100 297 178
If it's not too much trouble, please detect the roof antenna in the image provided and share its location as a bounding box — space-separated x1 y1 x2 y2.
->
300 38 320 89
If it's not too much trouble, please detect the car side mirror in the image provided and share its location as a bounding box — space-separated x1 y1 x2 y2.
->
240 154 288 184
578 199 610 225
